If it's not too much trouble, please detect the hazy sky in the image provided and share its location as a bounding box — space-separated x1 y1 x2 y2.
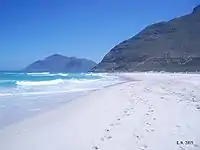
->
0 0 199 70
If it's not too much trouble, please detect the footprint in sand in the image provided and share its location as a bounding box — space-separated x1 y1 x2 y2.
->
105 129 110 132
148 109 154 113
145 122 154 133
134 135 140 143
126 113 131 116
144 88 151 92
146 122 151 126
105 135 112 140
133 133 148 149
179 146 186 150
192 96 196 102
133 133 143 142
138 145 148 150
115 122 121 126
92 145 100 150
100 135 112 143
150 129 155 132
123 109 131 117
124 110 128 114
194 144 199 148
196 105 200 110
160 97 164 100
110 123 114 127
142 145 148 148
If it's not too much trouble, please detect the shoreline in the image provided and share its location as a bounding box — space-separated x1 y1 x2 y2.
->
0 73 200 150
0 74 127 129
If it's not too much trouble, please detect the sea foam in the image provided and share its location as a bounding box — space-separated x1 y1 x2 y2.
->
16 79 64 86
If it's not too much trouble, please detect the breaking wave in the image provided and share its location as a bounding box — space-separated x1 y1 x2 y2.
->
26 72 68 77
16 79 64 86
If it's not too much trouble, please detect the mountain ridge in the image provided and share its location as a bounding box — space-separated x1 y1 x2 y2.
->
92 5 200 72
24 54 97 73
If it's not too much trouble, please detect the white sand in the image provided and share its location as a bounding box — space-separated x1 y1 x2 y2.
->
0 73 200 150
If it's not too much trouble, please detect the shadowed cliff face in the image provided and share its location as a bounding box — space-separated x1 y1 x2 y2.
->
92 5 200 72
24 54 97 72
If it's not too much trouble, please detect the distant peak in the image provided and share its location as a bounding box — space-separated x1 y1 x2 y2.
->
193 5 200 13
45 54 66 60
49 54 64 57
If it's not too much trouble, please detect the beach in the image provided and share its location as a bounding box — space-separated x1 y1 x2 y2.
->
0 73 200 150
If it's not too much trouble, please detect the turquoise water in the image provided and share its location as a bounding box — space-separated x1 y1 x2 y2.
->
0 72 122 128
0 72 101 87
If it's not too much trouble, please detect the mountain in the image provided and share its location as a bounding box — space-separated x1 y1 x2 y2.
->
92 5 200 72
24 54 97 72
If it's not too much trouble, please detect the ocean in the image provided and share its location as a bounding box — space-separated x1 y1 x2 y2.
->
0 72 123 128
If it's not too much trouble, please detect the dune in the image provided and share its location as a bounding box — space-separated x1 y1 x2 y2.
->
0 73 200 150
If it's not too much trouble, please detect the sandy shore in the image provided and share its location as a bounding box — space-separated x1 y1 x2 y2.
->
0 73 200 150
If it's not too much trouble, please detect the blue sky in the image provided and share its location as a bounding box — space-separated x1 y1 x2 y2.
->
0 0 199 70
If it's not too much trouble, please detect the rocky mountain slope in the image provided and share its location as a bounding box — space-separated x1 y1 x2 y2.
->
24 54 96 72
92 5 200 72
